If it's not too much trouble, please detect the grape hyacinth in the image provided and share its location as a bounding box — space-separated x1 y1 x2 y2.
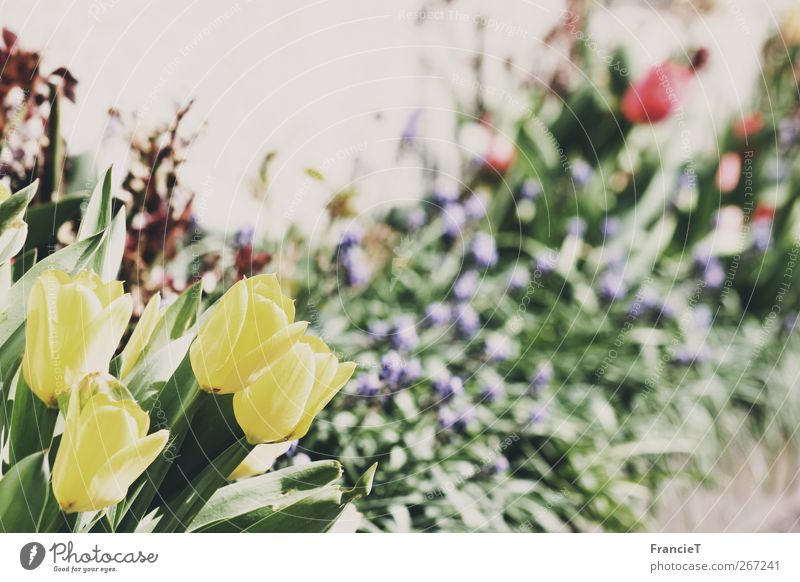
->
425 301 451 327
481 380 505 403
530 361 554 392
471 232 498 268
368 320 390 341
454 270 479 301
442 203 466 238
433 373 464 400
341 247 372 287
520 178 542 200
454 303 480 337
508 266 529 290
570 158 593 186
380 351 405 385
463 193 487 221
391 314 419 352
355 372 382 397
566 217 587 238
484 333 512 362
433 183 460 206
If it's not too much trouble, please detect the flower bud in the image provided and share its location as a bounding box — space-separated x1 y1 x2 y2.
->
22 269 132 406
51 373 169 513
118 292 162 379
233 336 356 444
190 274 305 394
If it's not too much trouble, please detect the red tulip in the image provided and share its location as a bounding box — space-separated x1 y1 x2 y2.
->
622 50 707 124
716 152 742 193
733 113 764 140
484 133 516 174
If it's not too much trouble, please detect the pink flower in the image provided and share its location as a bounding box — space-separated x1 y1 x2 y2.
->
715 152 742 193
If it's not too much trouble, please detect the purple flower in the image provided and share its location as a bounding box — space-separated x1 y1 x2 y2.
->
380 351 405 384
528 407 547 425
673 344 709 366
484 333 512 362
782 312 798 333
481 381 505 403
471 232 498 268
433 373 464 400
234 226 255 247
598 272 627 303
702 259 726 289
406 207 427 230
508 266 529 290
520 179 542 200
601 216 621 239
570 159 593 186
425 302 451 327
493 455 510 474
355 372 381 397
534 250 558 275
752 220 771 252
368 320 390 340
566 217 586 238
341 247 372 287
463 194 487 221
442 203 466 238
530 361 554 392
391 315 419 352
454 270 479 301
284 440 299 457
779 119 799 147
433 184 460 205
454 303 480 336
452 407 476 432
339 223 364 248
400 357 423 386
438 407 457 430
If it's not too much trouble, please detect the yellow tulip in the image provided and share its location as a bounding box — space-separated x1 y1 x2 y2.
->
233 336 356 444
51 373 169 513
118 292 162 379
0 182 28 263
190 274 304 394
22 269 132 407
228 441 292 481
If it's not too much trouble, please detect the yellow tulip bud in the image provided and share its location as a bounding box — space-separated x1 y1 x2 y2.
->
228 441 292 481
233 336 356 444
782 6 800 46
51 373 169 513
190 274 303 394
0 182 28 263
22 269 133 406
119 292 162 379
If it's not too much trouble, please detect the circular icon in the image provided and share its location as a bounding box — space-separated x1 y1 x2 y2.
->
20 542 46 570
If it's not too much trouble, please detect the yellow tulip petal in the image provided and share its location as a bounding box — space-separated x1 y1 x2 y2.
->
246 274 295 322
290 359 356 440
233 343 315 444
86 429 170 512
190 279 248 392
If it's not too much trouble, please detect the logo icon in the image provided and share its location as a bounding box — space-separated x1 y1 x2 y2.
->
20 542 45 570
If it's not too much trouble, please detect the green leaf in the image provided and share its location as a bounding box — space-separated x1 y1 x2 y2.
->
0 180 37 234
0 451 51 532
12 248 37 281
77 166 113 241
7 373 59 466
23 193 85 250
187 462 375 533
95 207 126 281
